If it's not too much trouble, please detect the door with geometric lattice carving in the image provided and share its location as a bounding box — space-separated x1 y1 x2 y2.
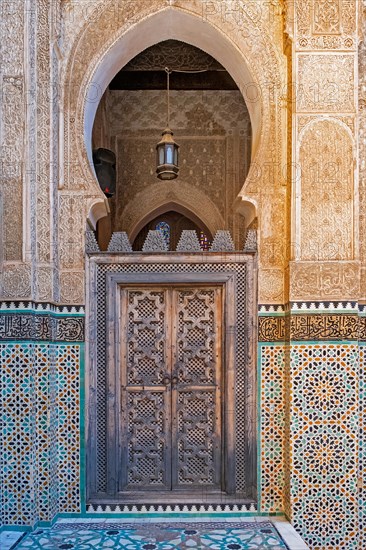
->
119 286 223 493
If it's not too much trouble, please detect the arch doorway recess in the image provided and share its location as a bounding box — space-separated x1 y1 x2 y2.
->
84 9 268 509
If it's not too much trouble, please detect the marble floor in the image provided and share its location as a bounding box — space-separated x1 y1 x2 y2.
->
0 530 26 550
14 517 309 549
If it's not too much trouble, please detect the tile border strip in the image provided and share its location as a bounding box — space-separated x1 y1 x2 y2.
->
86 503 258 513
0 303 85 342
258 302 365 342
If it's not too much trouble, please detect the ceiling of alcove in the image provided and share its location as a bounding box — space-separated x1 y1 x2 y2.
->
109 40 238 91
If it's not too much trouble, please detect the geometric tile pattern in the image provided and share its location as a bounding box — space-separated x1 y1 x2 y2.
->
259 345 285 513
57 345 81 513
289 343 359 549
1 343 36 526
360 344 366 548
17 521 288 549
35 343 58 522
0 305 83 528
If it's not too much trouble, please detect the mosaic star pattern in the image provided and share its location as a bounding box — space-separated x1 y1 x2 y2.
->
17 522 288 549
290 343 358 549
57 345 81 513
259 304 362 548
259 345 285 513
0 340 82 526
1 343 36 525
360 344 366 548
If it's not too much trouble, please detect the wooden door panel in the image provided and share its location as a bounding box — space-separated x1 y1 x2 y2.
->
119 285 223 493
174 389 219 487
172 288 222 489
120 288 172 491
121 389 171 490
125 289 168 387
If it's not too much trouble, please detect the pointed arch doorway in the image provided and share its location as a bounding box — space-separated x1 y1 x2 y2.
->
85 7 261 508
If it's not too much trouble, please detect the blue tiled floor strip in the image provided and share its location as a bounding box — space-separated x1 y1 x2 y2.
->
15 521 290 549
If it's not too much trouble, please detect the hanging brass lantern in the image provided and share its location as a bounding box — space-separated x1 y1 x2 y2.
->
156 68 179 180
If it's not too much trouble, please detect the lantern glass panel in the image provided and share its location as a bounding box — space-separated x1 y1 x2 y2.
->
159 146 165 165
174 146 178 166
166 145 173 165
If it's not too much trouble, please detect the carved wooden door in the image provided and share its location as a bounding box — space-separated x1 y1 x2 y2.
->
119 286 223 493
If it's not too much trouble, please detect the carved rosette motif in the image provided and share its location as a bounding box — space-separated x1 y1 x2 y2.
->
297 55 355 113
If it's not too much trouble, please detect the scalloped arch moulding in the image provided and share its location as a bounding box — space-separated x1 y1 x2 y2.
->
59 0 287 304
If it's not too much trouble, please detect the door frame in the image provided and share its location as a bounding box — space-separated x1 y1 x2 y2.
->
106 273 236 497
85 253 258 504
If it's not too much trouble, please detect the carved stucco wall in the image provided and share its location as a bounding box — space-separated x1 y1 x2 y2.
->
0 0 289 305
0 0 61 303
2 2 360 304
289 0 359 302
57 0 288 305
360 4 366 301
283 2 361 549
299 119 354 261
93 89 251 245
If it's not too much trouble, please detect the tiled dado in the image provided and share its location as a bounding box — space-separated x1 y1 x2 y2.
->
0 302 84 527
259 302 362 549
360 341 366 549
258 343 286 513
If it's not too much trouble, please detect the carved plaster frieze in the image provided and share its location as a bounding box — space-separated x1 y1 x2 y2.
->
289 261 360 301
299 119 354 262
259 268 285 304
295 0 357 50
61 0 284 196
297 114 355 134
60 271 85 304
258 313 360 342
1 264 32 300
36 267 54 303
57 0 287 294
59 194 86 269
297 54 355 113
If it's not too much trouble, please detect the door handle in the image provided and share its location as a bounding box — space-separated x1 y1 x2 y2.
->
162 375 171 386
171 376 179 386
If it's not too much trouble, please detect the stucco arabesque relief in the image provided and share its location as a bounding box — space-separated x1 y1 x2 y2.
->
359 4 366 300
59 0 289 304
295 0 357 50
0 0 62 303
0 1 29 300
290 0 359 303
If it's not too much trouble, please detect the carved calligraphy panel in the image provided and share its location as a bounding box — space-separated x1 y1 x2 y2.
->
289 261 360 302
290 314 359 340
